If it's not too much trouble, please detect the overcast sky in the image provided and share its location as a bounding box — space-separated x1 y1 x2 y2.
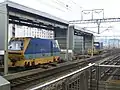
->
1 0 120 37
6 0 120 19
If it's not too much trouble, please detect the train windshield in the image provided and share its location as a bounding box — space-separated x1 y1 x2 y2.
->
8 40 24 51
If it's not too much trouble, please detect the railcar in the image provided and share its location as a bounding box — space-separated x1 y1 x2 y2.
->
87 42 102 55
8 37 61 67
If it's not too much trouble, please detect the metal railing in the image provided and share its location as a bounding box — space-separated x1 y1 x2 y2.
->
27 63 95 90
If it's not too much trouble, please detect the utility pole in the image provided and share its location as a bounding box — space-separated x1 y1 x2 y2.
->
91 35 94 57
66 25 70 61
76 9 104 34
96 20 101 34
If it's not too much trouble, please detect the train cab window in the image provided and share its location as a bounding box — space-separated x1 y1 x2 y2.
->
20 42 24 49
8 40 24 50
9 46 12 49
20 46 23 50
21 42 23 46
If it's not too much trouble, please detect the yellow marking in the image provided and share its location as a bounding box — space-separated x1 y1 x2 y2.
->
8 56 59 67
23 38 30 54
8 54 24 60
108 80 120 84
8 51 23 53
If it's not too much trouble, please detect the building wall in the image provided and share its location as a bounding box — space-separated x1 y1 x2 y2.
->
84 36 92 54
54 27 67 49
69 26 93 55
73 35 84 54
9 24 54 40
69 26 74 50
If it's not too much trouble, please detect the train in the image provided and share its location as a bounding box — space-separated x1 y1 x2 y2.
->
8 37 61 67
87 42 103 55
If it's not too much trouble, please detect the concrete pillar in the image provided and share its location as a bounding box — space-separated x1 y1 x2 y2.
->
91 35 94 57
3 4 9 75
83 35 85 55
66 26 69 61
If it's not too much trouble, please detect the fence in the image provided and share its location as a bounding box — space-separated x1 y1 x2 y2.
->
28 63 94 90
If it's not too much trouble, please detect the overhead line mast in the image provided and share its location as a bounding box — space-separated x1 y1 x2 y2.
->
69 9 120 34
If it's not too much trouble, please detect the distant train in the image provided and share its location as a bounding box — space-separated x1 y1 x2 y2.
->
87 42 103 55
8 37 61 67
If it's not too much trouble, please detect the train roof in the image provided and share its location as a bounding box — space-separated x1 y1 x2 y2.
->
10 37 55 41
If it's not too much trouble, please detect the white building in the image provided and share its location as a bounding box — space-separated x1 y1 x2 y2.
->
8 24 54 41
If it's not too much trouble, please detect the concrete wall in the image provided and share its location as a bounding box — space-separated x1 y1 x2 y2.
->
73 35 84 54
54 27 67 49
84 36 93 54
69 26 93 55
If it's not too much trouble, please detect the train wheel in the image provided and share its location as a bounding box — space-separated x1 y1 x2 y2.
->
48 61 52 63
12 62 15 66
57 57 60 61
31 61 35 66
53 57 56 62
27 62 30 67
24 62 27 67
57 57 60 63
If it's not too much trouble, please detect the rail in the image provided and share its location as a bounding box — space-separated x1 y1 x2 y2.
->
29 63 95 90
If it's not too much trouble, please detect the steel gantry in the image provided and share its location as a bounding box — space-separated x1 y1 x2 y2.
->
69 18 120 34
69 18 120 24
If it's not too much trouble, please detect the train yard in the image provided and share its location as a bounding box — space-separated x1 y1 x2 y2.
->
1 49 119 90
0 1 120 90
89 49 120 90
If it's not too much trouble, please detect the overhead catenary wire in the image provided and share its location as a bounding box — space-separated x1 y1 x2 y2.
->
35 0 66 12
52 0 72 11
48 0 82 12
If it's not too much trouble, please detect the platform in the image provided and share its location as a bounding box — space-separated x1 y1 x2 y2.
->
0 76 10 90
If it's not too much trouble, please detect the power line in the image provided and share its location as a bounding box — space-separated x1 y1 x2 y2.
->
83 26 112 28
52 0 82 11
35 0 66 12
53 0 72 11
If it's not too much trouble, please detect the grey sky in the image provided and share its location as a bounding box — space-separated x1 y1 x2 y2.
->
8 0 120 19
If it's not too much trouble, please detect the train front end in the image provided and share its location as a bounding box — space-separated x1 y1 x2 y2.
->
8 38 30 67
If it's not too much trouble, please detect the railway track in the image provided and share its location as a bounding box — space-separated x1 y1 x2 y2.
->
3 49 120 90
8 60 93 90
100 55 120 81
90 52 120 90
91 54 120 79
91 53 120 82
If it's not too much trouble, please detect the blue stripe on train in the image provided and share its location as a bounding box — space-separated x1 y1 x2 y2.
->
25 38 60 54
24 52 60 60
